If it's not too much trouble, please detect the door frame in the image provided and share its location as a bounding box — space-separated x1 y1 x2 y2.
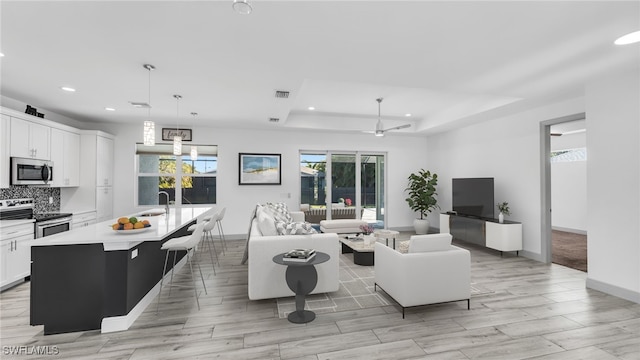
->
539 112 586 263
299 150 387 226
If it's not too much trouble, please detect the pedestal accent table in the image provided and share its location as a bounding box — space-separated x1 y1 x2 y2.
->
272 252 330 324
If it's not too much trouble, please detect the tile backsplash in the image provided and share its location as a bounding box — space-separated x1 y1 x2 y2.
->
0 186 60 213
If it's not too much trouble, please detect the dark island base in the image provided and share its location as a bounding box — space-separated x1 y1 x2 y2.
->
30 221 194 335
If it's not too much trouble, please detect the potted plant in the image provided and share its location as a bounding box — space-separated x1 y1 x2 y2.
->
405 169 439 234
497 201 510 223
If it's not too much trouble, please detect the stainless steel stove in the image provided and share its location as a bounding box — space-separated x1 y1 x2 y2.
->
0 198 73 238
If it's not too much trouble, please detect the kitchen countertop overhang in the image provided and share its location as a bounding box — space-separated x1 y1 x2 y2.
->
30 207 211 251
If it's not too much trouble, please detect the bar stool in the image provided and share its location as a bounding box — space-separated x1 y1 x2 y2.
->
156 222 207 313
202 217 220 266
215 207 228 253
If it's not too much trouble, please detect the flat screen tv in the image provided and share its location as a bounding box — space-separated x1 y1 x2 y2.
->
452 178 494 219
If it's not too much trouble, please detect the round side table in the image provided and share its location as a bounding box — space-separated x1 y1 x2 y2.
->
272 252 330 323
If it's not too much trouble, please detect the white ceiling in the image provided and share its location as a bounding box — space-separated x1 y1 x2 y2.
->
1 1 638 136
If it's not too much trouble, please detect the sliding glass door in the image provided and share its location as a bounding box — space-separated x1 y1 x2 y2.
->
300 151 386 228
361 154 385 228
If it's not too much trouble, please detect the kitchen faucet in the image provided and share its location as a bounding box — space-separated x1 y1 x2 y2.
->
158 191 170 215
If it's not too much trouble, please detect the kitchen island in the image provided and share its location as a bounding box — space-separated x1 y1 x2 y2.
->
30 207 211 335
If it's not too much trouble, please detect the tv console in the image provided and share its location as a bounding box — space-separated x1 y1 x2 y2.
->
440 213 522 256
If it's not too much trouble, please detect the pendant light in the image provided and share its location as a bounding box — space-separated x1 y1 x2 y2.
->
143 64 156 145
190 112 198 161
173 95 182 156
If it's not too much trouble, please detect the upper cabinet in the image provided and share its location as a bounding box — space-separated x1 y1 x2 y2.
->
0 115 10 188
10 117 50 160
96 135 114 187
50 128 80 187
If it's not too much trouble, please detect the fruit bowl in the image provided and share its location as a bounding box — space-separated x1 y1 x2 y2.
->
111 216 152 234
113 227 152 235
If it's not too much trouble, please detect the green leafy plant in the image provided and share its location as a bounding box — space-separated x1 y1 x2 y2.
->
405 169 439 219
497 201 511 216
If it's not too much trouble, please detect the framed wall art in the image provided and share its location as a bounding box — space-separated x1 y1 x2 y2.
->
162 128 192 141
239 153 281 185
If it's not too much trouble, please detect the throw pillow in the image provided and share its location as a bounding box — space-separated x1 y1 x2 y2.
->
275 221 318 235
265 202 293 223
397 240 410 254
256 205 278 236
408 233 452 253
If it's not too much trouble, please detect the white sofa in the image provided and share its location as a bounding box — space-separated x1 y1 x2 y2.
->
374 233 471 318
246 206 340 300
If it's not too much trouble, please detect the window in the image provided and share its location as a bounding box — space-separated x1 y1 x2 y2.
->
136 144 217 206
551 147 587 163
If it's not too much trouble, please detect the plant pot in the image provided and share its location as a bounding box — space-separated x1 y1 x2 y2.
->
413 218 430 235
498 212 504 223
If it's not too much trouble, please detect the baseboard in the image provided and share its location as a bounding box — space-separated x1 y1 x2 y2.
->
518 250 544 262
552 226 587 235
586 277 640 304
389 226 416 232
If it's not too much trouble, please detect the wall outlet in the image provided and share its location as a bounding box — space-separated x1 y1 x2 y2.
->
49 196 53 204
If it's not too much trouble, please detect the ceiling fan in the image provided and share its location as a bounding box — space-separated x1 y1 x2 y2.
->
366 98 411 137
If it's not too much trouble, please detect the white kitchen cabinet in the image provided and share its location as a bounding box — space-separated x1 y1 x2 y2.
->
0 114 10 188
62 132 115 222
50 128 80 187
10 117 50 160
96 187 113 223
96 135 114 187
72 211 97 228
0 222 34 290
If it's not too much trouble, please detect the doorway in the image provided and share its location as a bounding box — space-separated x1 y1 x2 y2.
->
299 151 387 228
541 113 587 271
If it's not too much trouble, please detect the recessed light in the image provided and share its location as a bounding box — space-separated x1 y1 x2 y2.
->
233 0 252 15
0 53 4 57
614 30 640 45
405 113 412 117
308 106 315 111
60 86 76 92
104 107 115 111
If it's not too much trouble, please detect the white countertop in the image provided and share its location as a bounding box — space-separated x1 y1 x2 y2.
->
31 207 211 251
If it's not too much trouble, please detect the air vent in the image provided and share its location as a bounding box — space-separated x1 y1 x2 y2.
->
130 102 151 108
269 117 280 123
274 90 290 99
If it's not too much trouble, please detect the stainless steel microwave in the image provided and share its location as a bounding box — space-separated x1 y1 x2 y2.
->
10 157 53 185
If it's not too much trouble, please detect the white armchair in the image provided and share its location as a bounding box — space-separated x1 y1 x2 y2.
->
374 233 471 318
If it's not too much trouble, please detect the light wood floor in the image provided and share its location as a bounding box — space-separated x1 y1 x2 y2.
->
1 238 639 360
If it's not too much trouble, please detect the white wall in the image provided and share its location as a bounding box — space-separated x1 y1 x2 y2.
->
551 131 587 233
426 97 585 257
585 66 640 302
94 123 429 236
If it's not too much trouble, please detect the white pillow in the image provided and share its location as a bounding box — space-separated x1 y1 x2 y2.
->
275 221 317 235
408 233 452 253
256 205 277 236
265 202 293 223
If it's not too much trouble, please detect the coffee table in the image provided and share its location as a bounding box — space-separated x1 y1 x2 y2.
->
339 237 376 266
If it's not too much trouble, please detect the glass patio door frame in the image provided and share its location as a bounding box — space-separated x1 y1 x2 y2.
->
299 150 387 225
